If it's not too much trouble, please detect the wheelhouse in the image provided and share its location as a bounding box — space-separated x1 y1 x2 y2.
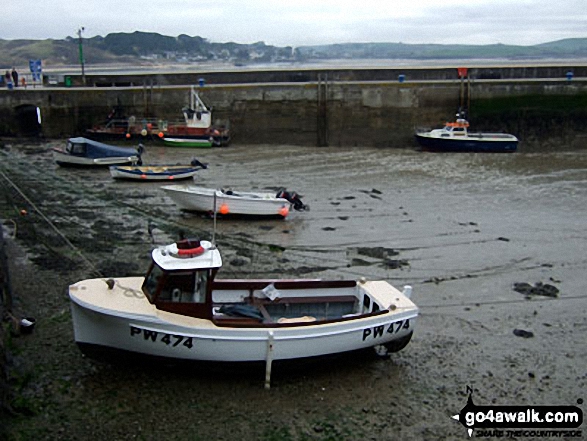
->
141 239 222 319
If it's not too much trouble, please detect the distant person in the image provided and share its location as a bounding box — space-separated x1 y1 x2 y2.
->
4 70 10 88
11 68 18 87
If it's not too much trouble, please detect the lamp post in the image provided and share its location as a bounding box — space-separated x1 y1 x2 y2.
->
77 27 86 85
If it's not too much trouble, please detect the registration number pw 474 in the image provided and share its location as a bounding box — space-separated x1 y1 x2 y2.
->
130 325 194 349
362 319 410 341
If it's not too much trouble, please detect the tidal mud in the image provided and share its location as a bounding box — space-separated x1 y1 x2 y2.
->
1 140 586 440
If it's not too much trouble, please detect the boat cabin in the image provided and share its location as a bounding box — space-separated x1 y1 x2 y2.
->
141 240 391 327
441 119 470 137
65 137 141 159
182 89 212 129
142 239 222 320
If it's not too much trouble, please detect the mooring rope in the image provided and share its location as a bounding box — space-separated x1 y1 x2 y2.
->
0 170 103 278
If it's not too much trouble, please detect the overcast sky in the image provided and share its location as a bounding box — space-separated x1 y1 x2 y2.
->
2 0 586 47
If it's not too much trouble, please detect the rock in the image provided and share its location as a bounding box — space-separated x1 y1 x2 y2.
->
513 329 534 338
513 282 559 298
229 256 251 267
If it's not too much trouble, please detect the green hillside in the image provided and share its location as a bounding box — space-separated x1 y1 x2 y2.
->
1 33 586 69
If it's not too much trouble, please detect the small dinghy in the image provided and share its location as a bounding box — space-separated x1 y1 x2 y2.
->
161 186 308 218
109 159 208 181
69 238 419 385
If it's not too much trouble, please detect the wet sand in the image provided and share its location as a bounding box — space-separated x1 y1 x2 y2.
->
1 140 586 439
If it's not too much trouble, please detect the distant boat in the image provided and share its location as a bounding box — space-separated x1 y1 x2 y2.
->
109 159 208 181
162 136 214 148
415 115 518 153
161 186 308 218
52 137 143 167
162 87 231 147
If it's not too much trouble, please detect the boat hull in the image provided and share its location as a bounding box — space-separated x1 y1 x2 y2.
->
162 137 213 148
415 134 518 153
70 285 417 363
109 165 200 181
162 185 291 217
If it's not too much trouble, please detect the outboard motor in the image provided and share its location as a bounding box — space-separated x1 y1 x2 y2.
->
276 189 309 212
190 158 208 169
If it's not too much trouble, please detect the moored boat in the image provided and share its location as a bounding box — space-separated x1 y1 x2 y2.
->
52 137 143 167
415 115 518 153
161 185 308 218
69 238 418 384
162 87 230 147
109 159 208 181
162 136 213 148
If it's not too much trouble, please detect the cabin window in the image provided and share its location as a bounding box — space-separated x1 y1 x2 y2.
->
67 142 86 155
363 294 371 313
158 270 208 304
143 264 165 302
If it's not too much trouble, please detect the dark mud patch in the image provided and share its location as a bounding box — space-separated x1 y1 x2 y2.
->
513 281 559 298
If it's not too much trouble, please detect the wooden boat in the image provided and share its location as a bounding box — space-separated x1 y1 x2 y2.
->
85 103 165 141
415 115 518 153
109 159 208 181
162 87 230 148
85 92 230 147
161 186 308 218
52 137 143 167
69 238 418 384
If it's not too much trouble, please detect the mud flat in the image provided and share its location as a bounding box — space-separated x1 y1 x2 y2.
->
1 140 586 439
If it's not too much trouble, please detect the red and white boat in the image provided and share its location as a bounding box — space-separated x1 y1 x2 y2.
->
162 87 230 148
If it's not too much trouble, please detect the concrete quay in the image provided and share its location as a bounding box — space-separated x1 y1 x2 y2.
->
0 64 586 149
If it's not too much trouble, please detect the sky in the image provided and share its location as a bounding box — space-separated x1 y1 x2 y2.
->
2 0 586 47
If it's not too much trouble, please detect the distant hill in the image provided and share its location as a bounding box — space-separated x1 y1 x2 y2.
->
1 32 586 69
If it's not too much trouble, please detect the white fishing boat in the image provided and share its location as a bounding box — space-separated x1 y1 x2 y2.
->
161 185 308 218
109 159 207 181
69 238 418 385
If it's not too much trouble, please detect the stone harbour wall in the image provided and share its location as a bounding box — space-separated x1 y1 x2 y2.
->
0 72 586 149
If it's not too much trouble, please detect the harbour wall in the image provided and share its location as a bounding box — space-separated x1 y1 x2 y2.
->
0 67 586 149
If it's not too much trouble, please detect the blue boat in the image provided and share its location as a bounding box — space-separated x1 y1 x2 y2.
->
52 137 143 166
415 118 518 153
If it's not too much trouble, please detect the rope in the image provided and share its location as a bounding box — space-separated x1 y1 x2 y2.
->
0 170 103 278
419 292 587 310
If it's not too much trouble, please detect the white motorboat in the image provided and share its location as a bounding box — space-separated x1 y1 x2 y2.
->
69 238 418 385
415 116 518 153
161 185 308 218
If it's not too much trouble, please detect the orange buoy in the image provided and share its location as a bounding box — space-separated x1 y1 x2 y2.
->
126 133 131 139
158 132 164 138
141 174 147 179
219 203 230 215
279 206 289 217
